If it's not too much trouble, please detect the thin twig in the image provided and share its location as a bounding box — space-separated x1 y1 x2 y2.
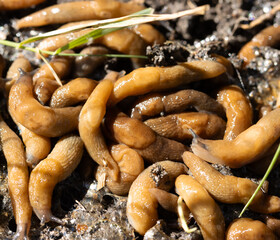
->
240 3 280 29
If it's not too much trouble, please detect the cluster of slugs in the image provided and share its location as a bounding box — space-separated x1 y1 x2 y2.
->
1 0 280 239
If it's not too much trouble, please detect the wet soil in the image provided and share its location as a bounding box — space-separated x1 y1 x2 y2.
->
1 0 280 239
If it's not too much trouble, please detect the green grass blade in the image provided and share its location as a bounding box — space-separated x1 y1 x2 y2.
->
239 142 280 217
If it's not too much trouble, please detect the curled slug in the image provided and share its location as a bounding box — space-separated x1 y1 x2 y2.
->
183 151 280 213
29 134 84 224
226 218 277 240
16 0 144 29
8 70 82 137
78 72 120 181
95 144 144 196
17 122 51 168
50 78 98 108
145 112 226 141
108 60 226 106
127 161 187 235
131 89 226 120
0 0 46 10
74 46 109 77
238 25 280 66
5 55 32 92
217 85 253 140
0 116 32 240
105 111 188 163
175 174 225 240
191 108 280 168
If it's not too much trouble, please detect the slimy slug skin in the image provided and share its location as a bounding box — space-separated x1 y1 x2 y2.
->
95 144 144 196
79 72 120 181
29 134 84 224
16 0 144 29
105 111 188 163
108 60 226 106
145 112 226 141
175 174 225 240
8 70 82 137
238 25 280 67
0 115 32 240
127 161 187 235
5 55 32 93
0 0 46 10
191 108 280 168
226 218 277 240
50 77 98 108
131 89 226 120
217 85 253 140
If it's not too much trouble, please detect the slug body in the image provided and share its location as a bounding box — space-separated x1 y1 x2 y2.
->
105 111 188 163
0 0 46 10
183 151 280 213
74 46 108 77
16 0 144 28
132 24 166 45
0 116 32 239
8 71 81 137
79 72 120 181
18 122 51 168
29 135 84 224
217 85 253 140
5 55 32 93
95 144 144 195
127 161 187 235
50 78 98 108
131 89 226 120
145 112 226 141
226 218 277 240
238 25 280 66
175 174 225 240
191 108 280 168
108 61 226 106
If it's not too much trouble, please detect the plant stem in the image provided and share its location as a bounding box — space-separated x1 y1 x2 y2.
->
239 142 280 217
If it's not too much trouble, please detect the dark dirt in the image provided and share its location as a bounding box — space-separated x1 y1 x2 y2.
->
1 0 280 239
